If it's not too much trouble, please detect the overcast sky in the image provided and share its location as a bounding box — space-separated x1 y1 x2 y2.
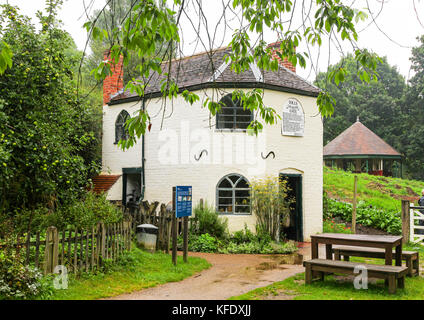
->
2 0 424 82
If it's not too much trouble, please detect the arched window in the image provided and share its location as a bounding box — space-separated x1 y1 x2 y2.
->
217 174 251 214
115 110 130 143
216 94 253 130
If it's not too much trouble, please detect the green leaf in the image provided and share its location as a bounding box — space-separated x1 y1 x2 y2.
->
0 42 13 74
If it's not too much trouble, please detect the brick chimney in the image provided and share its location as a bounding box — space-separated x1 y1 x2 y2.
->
103 51 124 105
268 41 296 73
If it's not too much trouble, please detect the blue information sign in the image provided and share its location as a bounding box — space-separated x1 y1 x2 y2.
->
175 186 192 218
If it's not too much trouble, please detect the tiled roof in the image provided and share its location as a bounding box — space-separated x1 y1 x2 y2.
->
90 175 121 194
324 121 401 157
109 47 320 104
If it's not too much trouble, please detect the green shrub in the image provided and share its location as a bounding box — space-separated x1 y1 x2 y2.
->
251 176 294 241
189 233 219 253
192 202 228 239
220 241 263 254
9 192 123 232
180 224 298 255
0 251 46 300
219 240 297 254
218 225 297 254
231 225 256 244
325 198 401 234
230 224 272 244
61 192 123 228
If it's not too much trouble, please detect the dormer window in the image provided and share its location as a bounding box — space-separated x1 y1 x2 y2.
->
216 94 253 130
115 110 130 144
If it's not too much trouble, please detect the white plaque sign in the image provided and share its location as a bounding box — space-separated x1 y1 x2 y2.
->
282 98 304 136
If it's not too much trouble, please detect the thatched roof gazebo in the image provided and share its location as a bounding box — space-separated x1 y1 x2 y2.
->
323 119 402 177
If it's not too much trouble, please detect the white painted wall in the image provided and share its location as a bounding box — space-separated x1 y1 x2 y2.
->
102 103 142 201
102 88 323 241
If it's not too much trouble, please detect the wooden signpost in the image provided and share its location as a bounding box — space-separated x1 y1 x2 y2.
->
183 216 188 263
172 187 177 266
172 186 192 265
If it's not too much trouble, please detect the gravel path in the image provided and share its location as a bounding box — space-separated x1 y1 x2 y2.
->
107 245 320 300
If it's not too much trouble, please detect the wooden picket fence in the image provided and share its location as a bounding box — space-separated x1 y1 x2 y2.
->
0 219 132 275
1 200 201 275
125 200 199 252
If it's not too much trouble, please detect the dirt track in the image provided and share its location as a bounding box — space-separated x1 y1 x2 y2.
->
108 245 319 300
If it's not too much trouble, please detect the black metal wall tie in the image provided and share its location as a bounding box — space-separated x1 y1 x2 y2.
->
261 151 276 160
194 149 208 161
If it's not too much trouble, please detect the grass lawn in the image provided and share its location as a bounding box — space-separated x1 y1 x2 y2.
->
324 166 424 212
230 244 424 300
45 246 210 300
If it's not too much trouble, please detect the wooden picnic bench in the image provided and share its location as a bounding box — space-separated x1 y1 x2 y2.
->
310 233 403 266
304 233 409 294
304 259 408 294
332 245 419 277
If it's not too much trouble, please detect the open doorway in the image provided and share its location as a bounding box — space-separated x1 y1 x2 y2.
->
280 173 303 242
122 167 142 207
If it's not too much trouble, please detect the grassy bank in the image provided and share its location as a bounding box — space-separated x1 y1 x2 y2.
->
45 246 210 300
324 166 423 212
231 244 424 300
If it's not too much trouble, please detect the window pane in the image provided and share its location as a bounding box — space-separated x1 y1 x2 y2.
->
235 198 249 206
235 205 250 213
236 115 252 122
221 107 235 115
218 205 233 214
236 178 249 188
229 175 240 184
235 189 249 198
219 189 232 197
234 122 249 129
218 178 232 188
236 108 252 116
217 114 235 121
218 196 232 205
220 95 235 108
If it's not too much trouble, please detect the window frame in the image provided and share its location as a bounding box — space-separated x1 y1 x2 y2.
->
115 110 130 144
216 173 251 215
215 94 253 131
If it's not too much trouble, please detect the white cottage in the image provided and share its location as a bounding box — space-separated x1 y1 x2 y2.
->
96 44 323 242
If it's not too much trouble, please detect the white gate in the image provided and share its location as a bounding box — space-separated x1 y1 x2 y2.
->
410 203 424 244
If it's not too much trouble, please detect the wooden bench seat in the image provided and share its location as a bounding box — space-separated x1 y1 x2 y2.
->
332 245 419 277
303 259 408 294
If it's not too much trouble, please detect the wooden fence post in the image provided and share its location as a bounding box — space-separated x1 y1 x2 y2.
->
44 226 58 275
127 217 132 250
73 228 78 274
401 200 410 245
160 204 167 251
172 215 177 265
99 222 106 265
352 176 358 234
165 212 170 254
95 223 101 268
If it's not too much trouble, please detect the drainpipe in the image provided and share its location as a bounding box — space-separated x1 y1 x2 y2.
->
140 98 146 201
